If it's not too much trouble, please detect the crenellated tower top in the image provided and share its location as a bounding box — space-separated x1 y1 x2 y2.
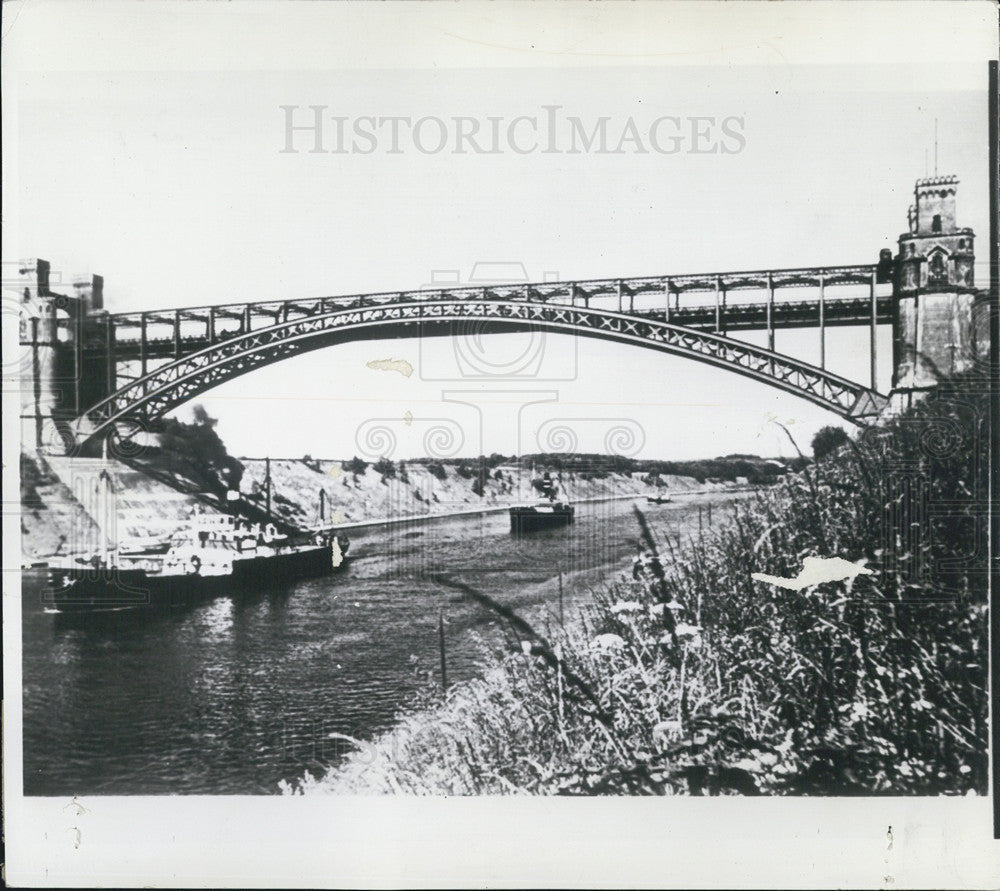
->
897 175 974 294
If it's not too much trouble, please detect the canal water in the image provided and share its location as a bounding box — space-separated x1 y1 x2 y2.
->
22 492 745 795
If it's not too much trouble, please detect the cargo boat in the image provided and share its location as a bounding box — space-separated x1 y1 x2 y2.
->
509 472 574 533
44 514 349 614
509 500 575 532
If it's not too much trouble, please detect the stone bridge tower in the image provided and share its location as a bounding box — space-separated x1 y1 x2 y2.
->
17 259 108 452
891 175 980 408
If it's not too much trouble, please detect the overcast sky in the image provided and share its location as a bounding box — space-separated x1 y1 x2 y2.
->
5 15 991 462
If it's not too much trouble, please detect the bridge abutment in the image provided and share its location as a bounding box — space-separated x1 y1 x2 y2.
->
17 259 110 455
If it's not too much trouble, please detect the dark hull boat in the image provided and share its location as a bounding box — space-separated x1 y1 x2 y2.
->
46 545 338 614
509 502 575 533
646 494 672 504
44 515 348 615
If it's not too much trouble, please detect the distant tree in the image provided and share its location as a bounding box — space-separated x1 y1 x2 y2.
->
345 456 368 476
426 461 447 481
398 461 410 484
374 457 396 480
812 426 850 462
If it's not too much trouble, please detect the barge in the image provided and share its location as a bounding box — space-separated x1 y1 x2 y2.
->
44 514 349 614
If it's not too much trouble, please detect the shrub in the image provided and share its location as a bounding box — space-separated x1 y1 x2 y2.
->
811 425 849 461
148 404 244 496
345 456 368 476
426 462 447 481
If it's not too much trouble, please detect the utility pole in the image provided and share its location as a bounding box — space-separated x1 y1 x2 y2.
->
438 609 448 691
265 456 272 523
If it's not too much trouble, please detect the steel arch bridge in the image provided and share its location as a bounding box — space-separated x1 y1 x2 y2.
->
65 263 893 450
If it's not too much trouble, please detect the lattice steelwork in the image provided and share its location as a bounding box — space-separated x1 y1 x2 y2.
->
73 295 889 449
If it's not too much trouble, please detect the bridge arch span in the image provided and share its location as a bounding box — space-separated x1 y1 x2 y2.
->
71 299 888 449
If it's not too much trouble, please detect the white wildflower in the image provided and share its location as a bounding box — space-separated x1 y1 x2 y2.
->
590 633 625 650
674 622 702 641
652 720 683 741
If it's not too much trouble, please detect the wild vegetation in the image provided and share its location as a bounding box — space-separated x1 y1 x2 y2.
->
294 375 988 796
147 405 244 496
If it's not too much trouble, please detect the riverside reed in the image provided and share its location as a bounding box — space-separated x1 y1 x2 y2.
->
290 376 988 796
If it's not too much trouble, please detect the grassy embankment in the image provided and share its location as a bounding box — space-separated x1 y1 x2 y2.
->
294 376 988 796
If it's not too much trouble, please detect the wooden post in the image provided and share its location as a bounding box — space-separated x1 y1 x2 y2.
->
617 279 624 314
870 269 878 390
714 277 721 333
698 504 703 537
664 280 671 324
173 309 181 359
243 304 252 335
265 456 272 523
319 488 326 523
558 571 564 626
707 501 712 526
438 608 448 691
208 306 216 343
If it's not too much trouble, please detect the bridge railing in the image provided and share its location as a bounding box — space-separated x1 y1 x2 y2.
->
106 263 881 329
94 262 889 393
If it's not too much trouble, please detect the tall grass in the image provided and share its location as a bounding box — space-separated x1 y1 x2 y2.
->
293 376 988 796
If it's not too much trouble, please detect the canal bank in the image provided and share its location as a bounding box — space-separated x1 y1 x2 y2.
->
21 448 730 561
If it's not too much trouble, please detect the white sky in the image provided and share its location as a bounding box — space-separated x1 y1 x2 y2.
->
5 15 992 462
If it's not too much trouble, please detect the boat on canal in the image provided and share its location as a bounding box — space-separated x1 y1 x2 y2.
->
44 513 349 615
645 492 673 505
509 472 575 533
